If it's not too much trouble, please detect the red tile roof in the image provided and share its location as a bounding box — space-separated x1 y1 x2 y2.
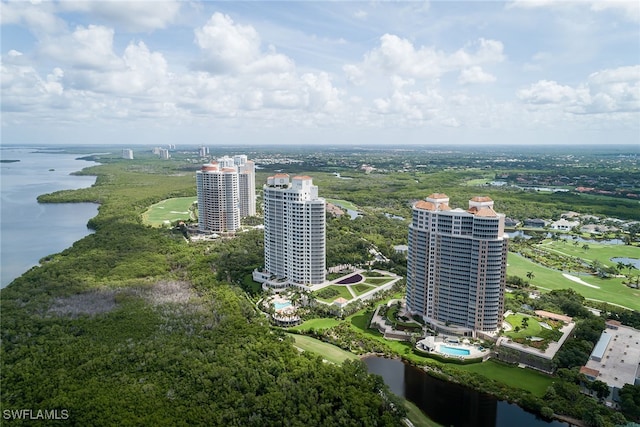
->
580 366 600 378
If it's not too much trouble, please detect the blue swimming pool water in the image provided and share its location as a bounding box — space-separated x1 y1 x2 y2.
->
273 301 292 310
439 345 470 356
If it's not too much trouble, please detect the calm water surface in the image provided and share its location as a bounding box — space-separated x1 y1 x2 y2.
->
1 148 98 287
364 356 568 427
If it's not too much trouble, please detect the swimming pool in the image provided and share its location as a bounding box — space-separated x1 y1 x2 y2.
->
439 345 470 356
273 301 292 311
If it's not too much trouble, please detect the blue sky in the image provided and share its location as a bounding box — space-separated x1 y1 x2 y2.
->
1 1 639 146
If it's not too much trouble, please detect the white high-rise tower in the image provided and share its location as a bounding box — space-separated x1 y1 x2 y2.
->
406 194 508 336
261 174 326 287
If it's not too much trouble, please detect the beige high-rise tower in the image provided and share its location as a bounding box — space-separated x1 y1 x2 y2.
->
406 194 508 336
196 163 240 233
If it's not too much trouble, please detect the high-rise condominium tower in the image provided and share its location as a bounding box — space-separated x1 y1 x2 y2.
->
234 156 256 218
406 194 507 335
262 174 326 286
196 163 240 233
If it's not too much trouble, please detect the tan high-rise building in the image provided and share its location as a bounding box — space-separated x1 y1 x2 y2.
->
196 163 240 233
406 194 508 336
238 160 256 217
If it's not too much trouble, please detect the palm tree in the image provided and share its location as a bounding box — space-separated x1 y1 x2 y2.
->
526 271 535 281
582 244 590 251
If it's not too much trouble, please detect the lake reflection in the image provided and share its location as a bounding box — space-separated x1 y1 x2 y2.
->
364 356 568 427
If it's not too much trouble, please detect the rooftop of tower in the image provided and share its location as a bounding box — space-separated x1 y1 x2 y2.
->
467 206 498 217
200 163 219 172
471 196 493 202
414 194 500 218
414 200 451 211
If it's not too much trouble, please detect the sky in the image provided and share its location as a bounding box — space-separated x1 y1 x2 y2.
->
1 0 639 147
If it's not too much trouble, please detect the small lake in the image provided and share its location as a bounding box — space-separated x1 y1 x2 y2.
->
611 257 640 269
364 356 567 427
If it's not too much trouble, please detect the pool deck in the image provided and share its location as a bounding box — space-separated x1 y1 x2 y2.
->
416 336 489 360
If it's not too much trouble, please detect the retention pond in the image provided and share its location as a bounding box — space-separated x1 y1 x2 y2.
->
363 356 568 427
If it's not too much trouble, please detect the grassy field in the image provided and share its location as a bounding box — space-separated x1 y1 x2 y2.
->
364 277 394 286
314 285 354 302
457 360 554 397
403 400 443 427
352 283 375 295
287 333 359 364
541 240 640 269
142 197 196 226
504 313 542 339
326 198 359 211
507 252 640 310
289 318 341 331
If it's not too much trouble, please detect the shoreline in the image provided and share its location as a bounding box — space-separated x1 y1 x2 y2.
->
0 149 100 288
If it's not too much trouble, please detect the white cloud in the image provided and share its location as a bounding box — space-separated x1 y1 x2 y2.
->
58 1 182 31
194 12 262 73
518 66 640 114
517 80 587 104
590 1 640 23
458 66 496 84
39 25 120 70
343 64 365 86
508 0 640 23
352 34 504 81
0 0 66 34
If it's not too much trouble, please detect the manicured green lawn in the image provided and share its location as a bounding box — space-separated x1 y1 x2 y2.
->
287 333 359 364
313 285 353 303
326 198 359 211
404 400 443 427
364 277 394 286
352 283 375 295
457 360 554 396
504 313 542 339
507 253 640 310
142 197 196 226
542 240 640 269
289 318 341 332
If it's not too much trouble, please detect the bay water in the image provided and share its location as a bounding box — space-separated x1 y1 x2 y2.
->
1 148 99 288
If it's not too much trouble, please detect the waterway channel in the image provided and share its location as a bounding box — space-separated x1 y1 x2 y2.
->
363 356 568 427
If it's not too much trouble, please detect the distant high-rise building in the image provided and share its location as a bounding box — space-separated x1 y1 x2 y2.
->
122 149 133 159
217 156 235 168
233 154 248 166
238 160 256 217
198 146 209 157
261 174 326 287
196 163 240 233
406 194 508 336
159 148 170 160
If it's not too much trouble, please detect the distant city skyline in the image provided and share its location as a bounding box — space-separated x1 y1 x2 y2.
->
2 1 639 146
